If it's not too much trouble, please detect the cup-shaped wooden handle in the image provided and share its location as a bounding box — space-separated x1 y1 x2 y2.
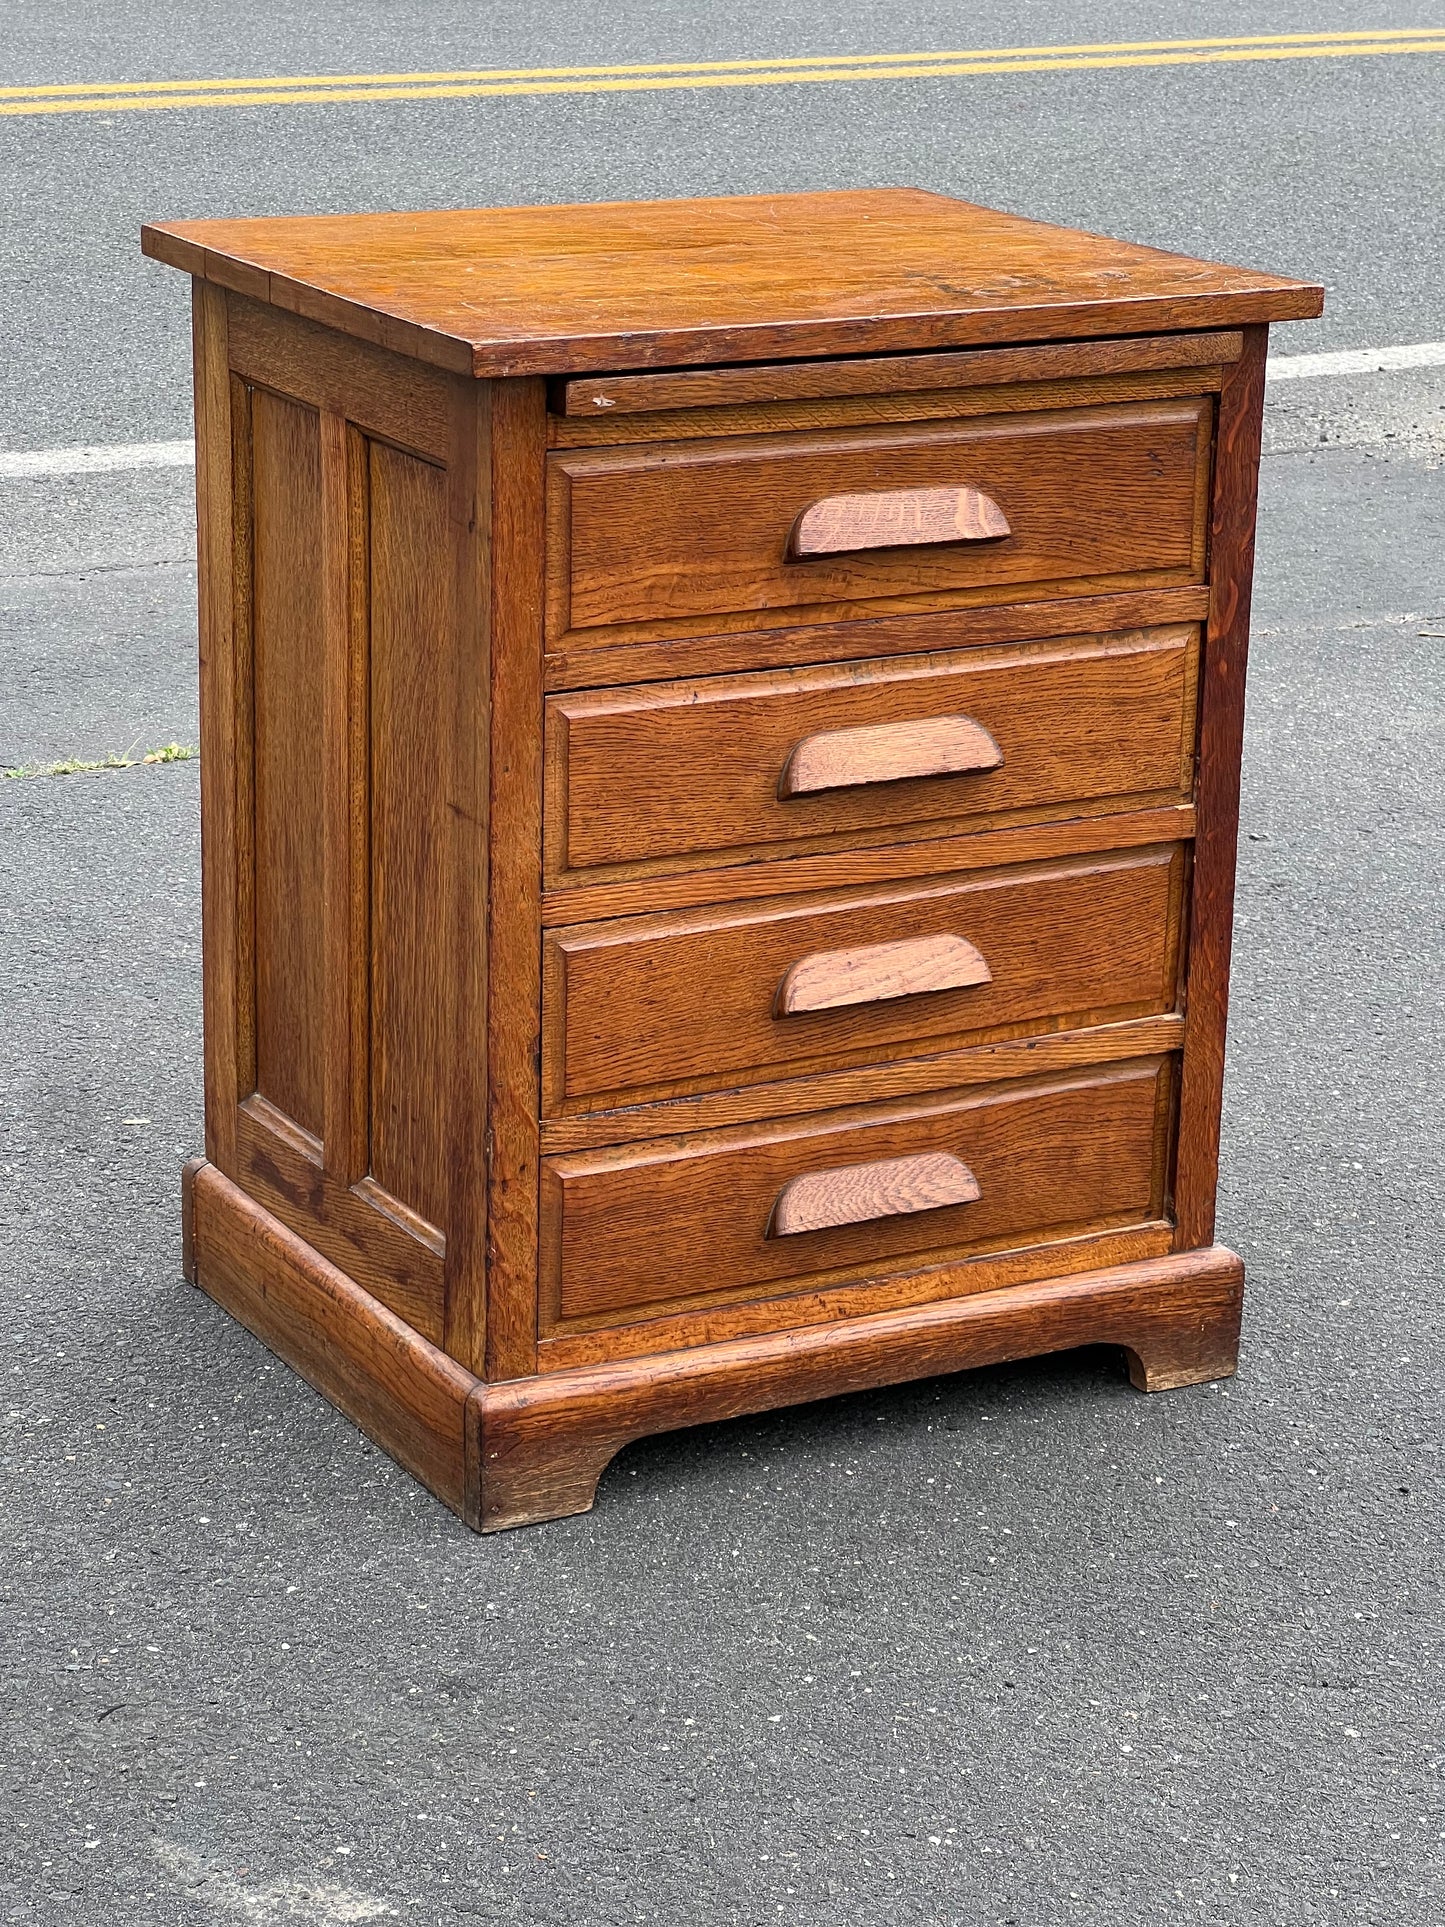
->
778 714 1003 798
786 483 1010 561
769 1150 981 1237
775 932 992 1016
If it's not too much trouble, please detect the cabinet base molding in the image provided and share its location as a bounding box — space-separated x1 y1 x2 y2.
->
184 1159 1243 1533
185 1158 479 1519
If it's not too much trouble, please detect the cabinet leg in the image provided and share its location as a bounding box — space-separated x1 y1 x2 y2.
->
469 1392 625 1531
180 1155 207 1283
1121 1280 1243 1392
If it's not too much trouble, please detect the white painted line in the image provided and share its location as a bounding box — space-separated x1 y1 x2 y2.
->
2 342 1443 476
0 438 194 479
1266 340 1445 381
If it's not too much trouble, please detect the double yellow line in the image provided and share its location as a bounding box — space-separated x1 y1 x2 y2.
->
2 28 1443 118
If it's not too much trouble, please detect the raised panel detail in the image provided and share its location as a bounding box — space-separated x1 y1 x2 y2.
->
249 387 326 1138
368 440 454 1235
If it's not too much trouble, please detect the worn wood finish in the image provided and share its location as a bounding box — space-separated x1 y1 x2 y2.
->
186 1158 477 1516
1173 325 1269 1249
544 847 1185 1112
779 713 1004 800
541 1059 1172 1328
548 627 1194 881
775 929 990 1020
555 330 1245 416
549 401 1211 641
143 190 1320 377
474 1244 1244 1528
545 804 1196 927
180 1154 206 1282
545 585 1210 691
155 190 1303 1527
548 364 1232 450
541 1013 1186 1153
236 1096 446 1341
788 483 1010 560
770 1149 981 1237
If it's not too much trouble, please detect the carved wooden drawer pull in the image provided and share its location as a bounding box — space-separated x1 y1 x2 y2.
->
786 483 1011 561
770 1150 981 1237
775 932 992 1016
778 713 1003 797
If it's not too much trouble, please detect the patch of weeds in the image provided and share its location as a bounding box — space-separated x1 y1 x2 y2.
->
2 740 198 780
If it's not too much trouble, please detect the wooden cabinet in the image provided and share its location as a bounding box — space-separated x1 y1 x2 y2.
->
146 189 1322 1530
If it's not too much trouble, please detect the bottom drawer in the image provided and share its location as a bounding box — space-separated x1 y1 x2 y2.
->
541 1057 1172 1331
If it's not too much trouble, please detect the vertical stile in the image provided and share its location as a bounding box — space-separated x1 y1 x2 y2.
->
192 280 240 1170
346 427 373 1184
482 377 549 1383
443 379 494 1373
320 408 366 1182
229 374 257 1108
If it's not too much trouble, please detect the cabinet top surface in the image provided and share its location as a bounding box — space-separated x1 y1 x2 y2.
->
142 187 1322 379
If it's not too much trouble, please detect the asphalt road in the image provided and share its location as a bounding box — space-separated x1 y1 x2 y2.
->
2 7 1444 1925
1 2 1444 447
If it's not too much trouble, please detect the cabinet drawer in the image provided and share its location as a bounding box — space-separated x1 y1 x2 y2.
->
542 1059 1171 1328
543 845 1185 1111
546 399 1211 642
546 624 1197 877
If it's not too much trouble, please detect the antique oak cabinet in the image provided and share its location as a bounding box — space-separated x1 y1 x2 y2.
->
143 190 1321 1529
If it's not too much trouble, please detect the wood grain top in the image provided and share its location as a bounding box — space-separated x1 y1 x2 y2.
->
141 189 1323 378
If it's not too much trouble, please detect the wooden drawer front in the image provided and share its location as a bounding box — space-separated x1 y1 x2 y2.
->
547 400 1210 640
544 846 1184 1111
543 1059 1170 1327
547 625 1196 877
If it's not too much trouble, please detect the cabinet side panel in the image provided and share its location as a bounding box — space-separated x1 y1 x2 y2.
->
368 441 454 1234
250 387 326 1139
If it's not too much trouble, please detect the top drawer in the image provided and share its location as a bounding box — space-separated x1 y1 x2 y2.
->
546 399 1212 644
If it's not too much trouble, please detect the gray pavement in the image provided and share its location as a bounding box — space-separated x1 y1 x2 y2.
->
2 2 1445 450
3 7 1445 1924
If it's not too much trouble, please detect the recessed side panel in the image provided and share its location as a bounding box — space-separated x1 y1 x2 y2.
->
368 440 455 1236
218 340 458 1342
248 387 326 1139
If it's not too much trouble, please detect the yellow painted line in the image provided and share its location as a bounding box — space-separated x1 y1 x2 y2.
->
1 30 1442 117
3 30 1443 97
